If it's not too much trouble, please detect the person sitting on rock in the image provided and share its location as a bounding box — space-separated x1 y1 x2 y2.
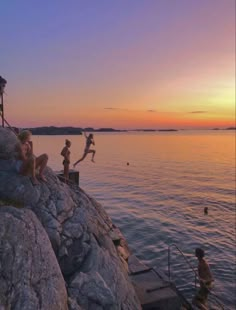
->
15 130 48 185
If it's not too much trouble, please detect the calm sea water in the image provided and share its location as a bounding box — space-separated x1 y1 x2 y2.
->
33 131 235 309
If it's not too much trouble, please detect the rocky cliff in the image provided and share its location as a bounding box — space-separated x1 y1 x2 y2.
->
0 127 141 310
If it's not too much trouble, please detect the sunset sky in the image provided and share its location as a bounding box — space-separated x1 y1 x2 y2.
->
1 0 235 129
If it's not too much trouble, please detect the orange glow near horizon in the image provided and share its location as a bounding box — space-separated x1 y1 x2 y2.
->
5 78 235 129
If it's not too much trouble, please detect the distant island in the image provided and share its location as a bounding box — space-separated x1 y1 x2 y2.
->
212 127 236 131
27 126 126 135
27 127 178 135
6 126 235 135
158 129 178 132
131 129 178 132
29 127 83 135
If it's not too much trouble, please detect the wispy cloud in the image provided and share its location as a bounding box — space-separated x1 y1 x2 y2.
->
189 111 208 114
105 107 158 113
104 107 129 111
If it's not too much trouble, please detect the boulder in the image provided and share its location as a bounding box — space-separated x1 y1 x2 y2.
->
0 206 68 310
0 128 18 160
0 127 141 310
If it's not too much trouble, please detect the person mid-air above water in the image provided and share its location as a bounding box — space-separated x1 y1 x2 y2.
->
73 131 96 167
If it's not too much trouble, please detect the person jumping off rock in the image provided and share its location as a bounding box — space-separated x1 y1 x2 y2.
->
73 131 96 167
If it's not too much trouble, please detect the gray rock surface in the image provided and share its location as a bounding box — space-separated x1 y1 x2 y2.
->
0 127 141 310
0 206 68 310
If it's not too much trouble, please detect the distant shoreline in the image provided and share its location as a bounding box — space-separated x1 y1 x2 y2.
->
8 126 236 135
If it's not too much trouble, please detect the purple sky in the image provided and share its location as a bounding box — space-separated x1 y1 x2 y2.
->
1 0 235 129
